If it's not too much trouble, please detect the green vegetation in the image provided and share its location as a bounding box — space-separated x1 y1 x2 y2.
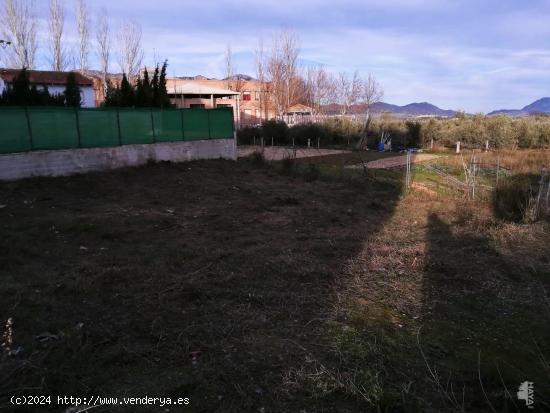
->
0 68 75 107
239 113 550 149
103 61 171 108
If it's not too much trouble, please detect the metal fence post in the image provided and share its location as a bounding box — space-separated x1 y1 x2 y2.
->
207 110 212 139
150 108 156 143
116 107 122 145
74 107 82 148
24 106 34 150
180 109 185 140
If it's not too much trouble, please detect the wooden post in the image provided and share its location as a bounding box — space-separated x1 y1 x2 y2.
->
317 137 320 149
307 138 311 148
485 140 489 152
456 141 461 154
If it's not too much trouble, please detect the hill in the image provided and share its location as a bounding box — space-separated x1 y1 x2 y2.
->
488 97 550 116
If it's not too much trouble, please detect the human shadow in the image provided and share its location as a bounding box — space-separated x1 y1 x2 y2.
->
420 212 550 411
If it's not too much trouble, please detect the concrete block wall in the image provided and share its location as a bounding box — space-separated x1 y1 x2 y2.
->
0 138 236 181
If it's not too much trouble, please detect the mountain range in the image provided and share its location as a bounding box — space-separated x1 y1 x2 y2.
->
487 98 550 116
327 97 550 117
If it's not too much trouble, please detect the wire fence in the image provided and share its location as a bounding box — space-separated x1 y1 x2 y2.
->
0 107 234 154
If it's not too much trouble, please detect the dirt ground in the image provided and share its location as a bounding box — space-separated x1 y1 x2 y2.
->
1 154 549 412
350 153 440 169
237 145 350 160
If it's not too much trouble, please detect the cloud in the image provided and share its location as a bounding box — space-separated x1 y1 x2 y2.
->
17 0 550 112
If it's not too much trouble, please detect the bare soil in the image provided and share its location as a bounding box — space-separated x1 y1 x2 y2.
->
0 154 549 412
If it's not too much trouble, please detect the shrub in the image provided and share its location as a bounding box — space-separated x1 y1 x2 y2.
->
492 175 536 222
262 120 289 145
237 126 262 145
289 123 328 146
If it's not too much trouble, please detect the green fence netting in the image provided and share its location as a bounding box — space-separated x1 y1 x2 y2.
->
0 107 31 153
78 109 120 148
183 108 210 140
0 107 234 154
29 107 79 150
152 109 183 142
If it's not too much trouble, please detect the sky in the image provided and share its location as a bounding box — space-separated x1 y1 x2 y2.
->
8 0 550 113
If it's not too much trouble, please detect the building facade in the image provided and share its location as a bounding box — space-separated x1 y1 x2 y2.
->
0 69 96 107
166 76 276 126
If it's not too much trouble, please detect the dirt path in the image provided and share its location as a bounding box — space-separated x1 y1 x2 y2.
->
238 145 350 160
353 153 440 169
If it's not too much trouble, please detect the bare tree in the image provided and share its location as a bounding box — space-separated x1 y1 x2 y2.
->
95 8 110 82
337 71 362 115
75 0 89 71
305 65 337 115
117 20 143 77
262 29 301 118
48 0 68 71
357 73 383 148
0 0 38 68
254 38 270 121
223 43 233 89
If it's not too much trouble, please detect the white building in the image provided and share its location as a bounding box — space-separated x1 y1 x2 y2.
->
0 69 96 107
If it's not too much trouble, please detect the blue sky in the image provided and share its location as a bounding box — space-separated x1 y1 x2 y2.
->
26 0 550 112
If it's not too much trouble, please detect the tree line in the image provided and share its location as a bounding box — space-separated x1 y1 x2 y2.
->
103 61 171 108
1 0 143 81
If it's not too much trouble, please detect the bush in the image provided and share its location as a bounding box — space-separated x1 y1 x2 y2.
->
289 123 328 146
262 120 289 145
237 126 262 145
492 175 536 222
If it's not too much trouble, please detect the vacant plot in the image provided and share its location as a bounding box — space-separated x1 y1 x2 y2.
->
237 145 350 160
0 154 549 412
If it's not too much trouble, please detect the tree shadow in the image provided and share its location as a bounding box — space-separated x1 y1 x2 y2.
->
420 212 550 411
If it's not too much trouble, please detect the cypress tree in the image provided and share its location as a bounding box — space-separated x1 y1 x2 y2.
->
103 79 119 107
119 73 135 107
135 76 145 107
151 65 160 106
64 72 82 107
158 60 171 107
12 68 31 105
143 68 152 106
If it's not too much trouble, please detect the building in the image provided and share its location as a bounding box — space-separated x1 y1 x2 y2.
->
0 69 96 107
166 75 276 126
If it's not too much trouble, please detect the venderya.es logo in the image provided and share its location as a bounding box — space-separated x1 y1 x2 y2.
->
517 381 534 409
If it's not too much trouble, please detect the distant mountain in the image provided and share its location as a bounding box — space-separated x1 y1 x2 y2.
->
374 102 457 117
324 101 456 117
488 97 550 116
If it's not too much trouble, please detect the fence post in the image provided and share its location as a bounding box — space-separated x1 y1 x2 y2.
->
180 109 185 140
74 107 82 148
116 107 122 145
150 108 156 143
207 110 212 139
24 106 34 150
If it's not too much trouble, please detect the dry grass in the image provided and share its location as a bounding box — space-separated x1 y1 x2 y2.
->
0 152 549 412
434 149 550 175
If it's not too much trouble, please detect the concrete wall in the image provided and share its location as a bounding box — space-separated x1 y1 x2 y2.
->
0 138 236 181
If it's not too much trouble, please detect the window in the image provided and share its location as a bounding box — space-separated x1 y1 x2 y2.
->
255 91 260 100
217 104 232 108
242 92 251 101
255 109 260 118
190 104 205 108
